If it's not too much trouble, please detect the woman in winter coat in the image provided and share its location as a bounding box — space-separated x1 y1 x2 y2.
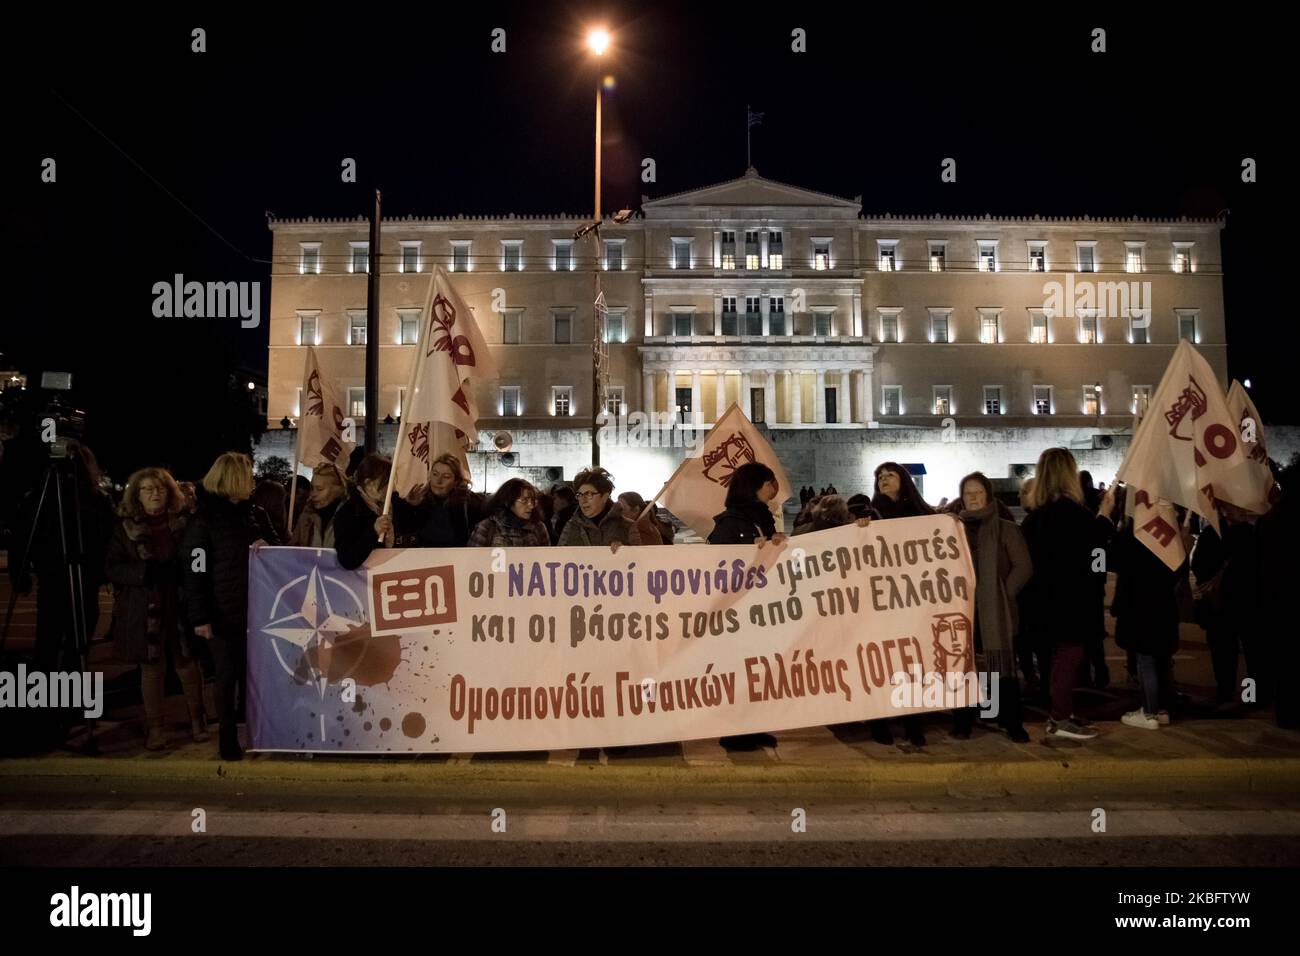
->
389 453 485 549
871 462 933 520
334 454 395 571
951 472 1033 743
867 462 933 748
708 462 785 546
105 467 208 750
468 479 551 547
619 491 673 545
1112 512 1187 729
180 452 280 760
1020 448 1118 742
558 467 641 549
288 462 347 548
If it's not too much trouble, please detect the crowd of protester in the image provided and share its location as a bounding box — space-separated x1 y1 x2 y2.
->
7 439 1298 761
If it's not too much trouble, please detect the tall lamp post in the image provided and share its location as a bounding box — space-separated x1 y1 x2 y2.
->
586 27 610 466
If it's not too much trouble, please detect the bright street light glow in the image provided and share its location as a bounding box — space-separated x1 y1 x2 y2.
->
587 28 611 55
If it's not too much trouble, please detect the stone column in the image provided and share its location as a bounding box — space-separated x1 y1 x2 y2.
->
861 368 874 423
761 228 769 268
643 369 655 417
791 371 802 426
715 370 726 421
740 371 751 418
764 370 775 427
713 292 722 337
853 291 863 338
760 293 770 336
712 228 721 270
644 292 654 337
839 370 850 424
815 369 826 424
691 370 702 426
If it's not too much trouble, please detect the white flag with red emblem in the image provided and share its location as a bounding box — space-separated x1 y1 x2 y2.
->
296 346 355 470
389 267 497 503
1225 380 1276 514
656 403 791 539
1116 341 1255 569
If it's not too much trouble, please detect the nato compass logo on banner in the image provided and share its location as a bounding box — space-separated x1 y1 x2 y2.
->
261 564 368 740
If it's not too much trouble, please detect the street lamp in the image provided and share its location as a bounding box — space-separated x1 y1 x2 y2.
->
586 27 610 466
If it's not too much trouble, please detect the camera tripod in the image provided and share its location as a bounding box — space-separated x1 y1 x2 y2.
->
1 452 99 754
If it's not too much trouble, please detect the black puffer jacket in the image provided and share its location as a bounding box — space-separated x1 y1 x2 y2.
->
708 500 777 545
180 492 279 639
1020 496 1116 647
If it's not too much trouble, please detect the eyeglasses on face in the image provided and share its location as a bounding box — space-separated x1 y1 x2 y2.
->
575 490 604 501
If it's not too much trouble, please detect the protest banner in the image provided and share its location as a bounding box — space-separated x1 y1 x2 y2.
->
247 515 977 753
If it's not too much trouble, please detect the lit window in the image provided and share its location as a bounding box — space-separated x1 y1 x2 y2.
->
300 243 321 275
933 386 952 416
298 313 319 345
768 230 784 269
553 240 573 272
399 312 420 345
980 312 1001 344
878 241 898 272
349 312 367 346
1133 385 1152 416
1079 311 1098 344
605 386 625 419
983 386 1003 415
604 240 624 271
929 242 946 272
347 387 365 418
1084 385 1101 416
813 239 831 271
501 386 520 417
1077 242 1096 273
349 242 369 274
1130 311 1149 344
814 311 833 336
1174 242 1194 274
673 312 693 338
400 241 421 274
930 311 950 343
501 241 523 272
451 241 471 272
880 311 899 343
1125 243 1144 273
1030 310 1048 343
721 230 736 270
1033 385 1052 415
676 239 696 269
744 230 759 270
552 386 573 417
1178 311 1198 342
604 310 625 343
978 242 998 272
882 386 901 415
1028 242 1046 273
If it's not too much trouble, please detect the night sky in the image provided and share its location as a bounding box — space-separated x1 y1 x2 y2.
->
5 5 1280 481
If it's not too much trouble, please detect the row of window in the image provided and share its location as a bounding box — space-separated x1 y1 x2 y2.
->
297 306 1199 346
881 384 1153 417
297 237 1199 276
312 384 608 420
880 308 1200 344
313 382 1146 422
294 310 628 347
296 239 622 275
